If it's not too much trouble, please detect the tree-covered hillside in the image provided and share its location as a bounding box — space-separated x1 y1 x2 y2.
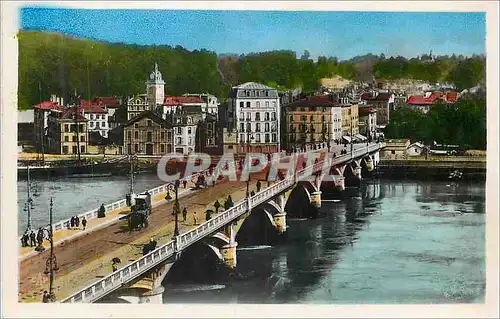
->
18 31 228 110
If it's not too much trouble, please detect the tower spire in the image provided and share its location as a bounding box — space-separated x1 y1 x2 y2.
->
155 62 158 73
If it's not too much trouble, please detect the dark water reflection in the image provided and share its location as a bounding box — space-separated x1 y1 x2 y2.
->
163 180 485 304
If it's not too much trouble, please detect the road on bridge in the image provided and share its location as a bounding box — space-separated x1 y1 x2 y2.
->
19 174 267 302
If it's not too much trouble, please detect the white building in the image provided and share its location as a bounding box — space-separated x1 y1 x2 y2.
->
406 142 426 156
171 108 203 155
330 106 343 142
80 103 109 138
126 94 149 121
226 82 280 153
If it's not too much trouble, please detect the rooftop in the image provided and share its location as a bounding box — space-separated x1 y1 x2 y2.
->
33 101 62 111
359 106 377 116
164 96 204 106
233 82 276 90
286 95 338 108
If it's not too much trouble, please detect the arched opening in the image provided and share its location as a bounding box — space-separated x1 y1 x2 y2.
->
344 164 361 187
284 183 318 219
235 208 280 247
163 241 232 285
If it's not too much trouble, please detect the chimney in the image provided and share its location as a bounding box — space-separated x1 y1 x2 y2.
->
60 97 64 107
51 94 56 103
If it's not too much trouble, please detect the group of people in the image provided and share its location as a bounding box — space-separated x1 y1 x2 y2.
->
20 227 47 249
142 237 158 256
69 215 87 230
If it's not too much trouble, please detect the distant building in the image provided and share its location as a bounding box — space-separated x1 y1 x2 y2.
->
92 96 123 130
33 100 63 154
380 139 411 159
126 94 149 121
360 92 394 129
406 91 459 114
123 110 173 155
358 106 377 141
278 87 302 106
79 101 109 139
406 142 427 156
282 95 341 152
46 107 89 155
159 96 205 120
182 93 220 117
127 63 165 121
18 109 34 149
168 106 204 155
226 82 280 153
222 128 238 154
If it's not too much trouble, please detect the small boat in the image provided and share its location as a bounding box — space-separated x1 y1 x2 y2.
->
448 169 463 181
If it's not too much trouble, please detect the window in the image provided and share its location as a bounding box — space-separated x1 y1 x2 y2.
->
265 112 270 121
272 133 277 142
147 120 152 127
188 127 192 134
135 131 139 139
228 145 233 149
62 146 68 154
256 101 260 107
64 136 69 142
188 137 192 145
127 131 132 140
255 113 261 121
256 133 261 142
265 133 270 143
246 102 251 108
127 144 132 154
79 124 84 132
310 115 314 121
135 144 139 153
72 146 78 154
72 136 77 142
265 91 269 97
177 127 183 135
272 101 276 107
271 112 276 121
240 102 244 109
64 124 69 132
256 123 261 132
265 123 270 132
96 122 100 129
161 144 165 153
177 137 182 144
391 150 395 154
246 91 250 97
187 117 192 124
246 123 251 132
239 112 244 120
80 146 85 153
240 123 244 132
240 134 245 142
265 101 269 107
80 135 85 142
91 114 95 120
167 132 172 141
134 123 139 128
246 113 251 121
147 132 153 142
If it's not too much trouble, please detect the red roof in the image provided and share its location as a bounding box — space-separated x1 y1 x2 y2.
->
359 106 377 116
374 93 393 101
164 96 203 106
445 92 458 102
93 96 121 107
360 92 373 100
78 100 107 113
406 92 447 105
60 107 88 121
33 101 62 111
286 95 337 108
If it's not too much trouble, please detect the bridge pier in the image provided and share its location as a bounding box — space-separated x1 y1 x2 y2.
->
273 212 287 233
333 175 345 191
310 191 322 208
220 242 238 269
139 286 165 304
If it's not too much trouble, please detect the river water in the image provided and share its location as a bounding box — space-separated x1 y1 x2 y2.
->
162 180 486 304
17 176 486 304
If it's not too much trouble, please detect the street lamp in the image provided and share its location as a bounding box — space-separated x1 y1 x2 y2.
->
24 166 35 233
41 197 59 302
172 180 180 238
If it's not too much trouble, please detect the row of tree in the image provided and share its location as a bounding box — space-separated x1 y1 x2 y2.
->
18 31 486 110
384 97 486 150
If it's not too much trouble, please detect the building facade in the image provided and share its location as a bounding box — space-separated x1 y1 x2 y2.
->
361 92 394 129
33 100 62 154
182 93 220 117
282 95 340 151
226 82 280 153
126 95 149 121
358 106 377 141
146 63 165 108
168 106 204 155
123 110 173 155
79 101 109 139
46 107 89 155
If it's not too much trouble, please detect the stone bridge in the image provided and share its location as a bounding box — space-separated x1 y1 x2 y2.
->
60 143 385 304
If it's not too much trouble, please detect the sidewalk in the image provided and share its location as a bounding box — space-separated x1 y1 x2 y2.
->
19 179 199 261
19 180 259 303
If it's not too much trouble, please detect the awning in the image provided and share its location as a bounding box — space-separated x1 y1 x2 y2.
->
355 134 368 141
342 136 352 143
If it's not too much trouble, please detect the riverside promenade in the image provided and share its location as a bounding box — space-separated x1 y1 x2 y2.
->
19 172 266 302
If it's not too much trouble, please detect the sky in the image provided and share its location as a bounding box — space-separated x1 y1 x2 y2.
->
20 7 486 61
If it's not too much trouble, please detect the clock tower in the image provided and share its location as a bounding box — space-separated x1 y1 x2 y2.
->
146 63 165 109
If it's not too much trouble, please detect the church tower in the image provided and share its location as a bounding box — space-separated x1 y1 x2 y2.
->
146 63 165 109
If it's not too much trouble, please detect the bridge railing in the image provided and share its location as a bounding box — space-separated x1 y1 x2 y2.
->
60 143 384 303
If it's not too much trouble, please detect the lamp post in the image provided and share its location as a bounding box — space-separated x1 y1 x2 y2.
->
42 197 59 302
246 131 254 197
24 166 34 233
172 180 180 238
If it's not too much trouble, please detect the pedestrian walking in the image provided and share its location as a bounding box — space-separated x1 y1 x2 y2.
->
42 291 50 303
36 227 44 246
250 190 255 197
214 200 221 213
70 216 75 229
182 207 187 222
205 210 212 222
193 211 198 225
98 204 106 218
81 217 87 230
182 179 187 189
256 180 262 193
30 230 36 247
21 233 27 247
